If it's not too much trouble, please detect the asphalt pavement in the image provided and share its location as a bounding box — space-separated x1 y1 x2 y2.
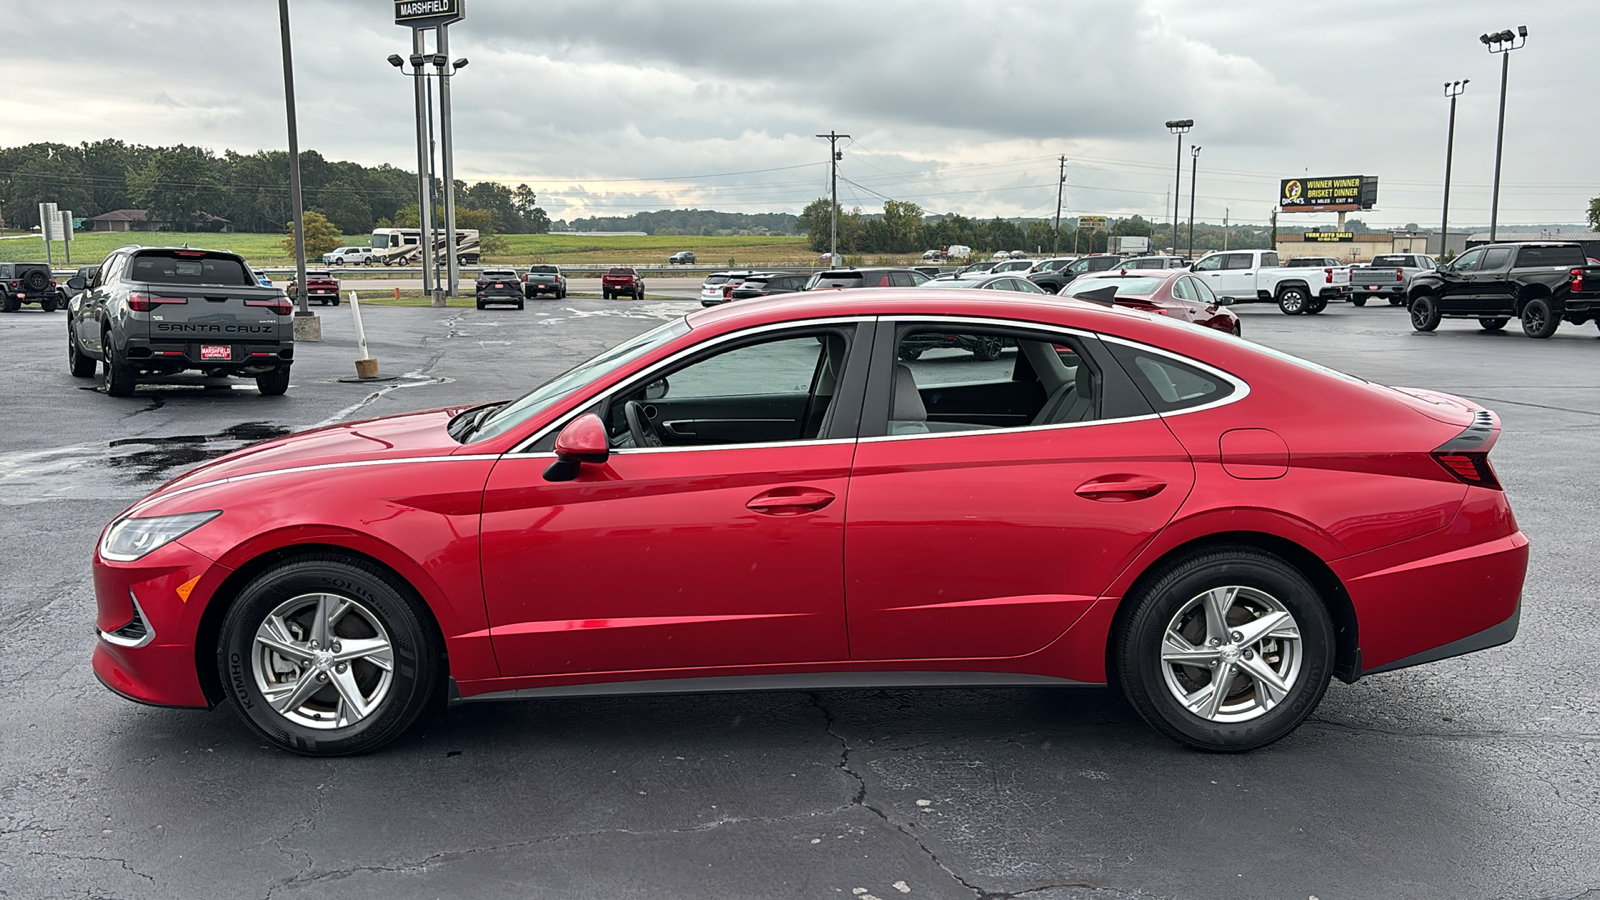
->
2 297 1598 900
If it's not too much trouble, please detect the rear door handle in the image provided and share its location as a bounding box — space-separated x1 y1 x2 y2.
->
1075 476 1167 502
746 487 835 516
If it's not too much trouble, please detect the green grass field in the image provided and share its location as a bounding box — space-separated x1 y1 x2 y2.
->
0 231 816 268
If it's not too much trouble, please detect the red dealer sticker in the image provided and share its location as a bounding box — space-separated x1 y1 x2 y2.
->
201 345 231 360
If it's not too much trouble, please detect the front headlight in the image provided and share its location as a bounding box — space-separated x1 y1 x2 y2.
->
99 511 221 562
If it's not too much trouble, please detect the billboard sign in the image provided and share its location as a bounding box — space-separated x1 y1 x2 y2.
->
1075 215 1108 229
1303 231 1355 242
394 0 463 28
1279 175 1378 212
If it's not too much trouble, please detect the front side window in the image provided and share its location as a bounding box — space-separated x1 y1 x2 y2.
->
1480 248 1514 270
603 329 855 448
1451 249 1485 272
890 327 1101 434
1192 255 1223 273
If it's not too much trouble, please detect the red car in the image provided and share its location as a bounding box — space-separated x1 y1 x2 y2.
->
1062 270 1241 336
91 289 1527 756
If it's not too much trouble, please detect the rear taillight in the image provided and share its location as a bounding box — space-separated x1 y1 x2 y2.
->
723 285 734 299
1432 452 1500 489
127 292 187 311
245 297 293 315
1570 268 1585 292
1396 269 1404 282
1324 268 1333 284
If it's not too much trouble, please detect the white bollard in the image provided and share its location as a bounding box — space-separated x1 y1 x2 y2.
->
349 290 378 379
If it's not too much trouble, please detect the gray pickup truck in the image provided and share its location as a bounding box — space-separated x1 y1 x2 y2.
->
1349 253 1436 306
65 246 295 397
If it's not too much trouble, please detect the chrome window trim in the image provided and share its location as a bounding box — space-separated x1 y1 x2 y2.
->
866 314 1250 442
509 316 874 454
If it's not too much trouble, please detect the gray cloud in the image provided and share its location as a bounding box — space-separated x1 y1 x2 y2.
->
0 0 1591 227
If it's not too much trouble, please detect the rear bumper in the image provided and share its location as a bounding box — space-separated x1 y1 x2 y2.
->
1363 602 1519 675
125 336 293 369
476 289 523 301
1352 284 1404 297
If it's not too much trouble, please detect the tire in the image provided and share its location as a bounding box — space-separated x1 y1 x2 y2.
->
1306 297 1327 315
331 297 341 307
41 295 58 313
21 269 49 292
1231 321 1242 337
1479 317 1509 332
1520 297 1559 339
516 299 525 310
972 336 1003 361
103 333 137 397
524 287 534 299
68 321 96 377
1409 294 1441 332
0 295 17 313
1389 297 1405 306
476 299 485 310
1112 547 1334 753
897 347 923 361
559 286 567 299
1276 287 1308 315
217 555 441 756
255 366 291 396
1351 295 1367 307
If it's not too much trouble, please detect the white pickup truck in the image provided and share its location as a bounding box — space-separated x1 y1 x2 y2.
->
1190 249 1352 315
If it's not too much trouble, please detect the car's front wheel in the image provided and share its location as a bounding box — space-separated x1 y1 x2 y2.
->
103 332 138 397
68 321 96 377
1114 547 1334 752
218 555 441 756
1409 295 1441 331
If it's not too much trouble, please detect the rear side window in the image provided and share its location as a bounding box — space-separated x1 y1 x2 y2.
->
1222 253 1255 270
1107 342 1236 413
1516 246 1585 267
129 251 254 286
704 275 730 286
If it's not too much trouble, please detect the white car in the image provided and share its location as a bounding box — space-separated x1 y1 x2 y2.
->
322 246 374 265
991 259 1036 274
700 271 762 305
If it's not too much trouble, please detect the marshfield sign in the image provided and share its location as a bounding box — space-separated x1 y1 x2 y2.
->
1279 175 1378 212
395 0 463 27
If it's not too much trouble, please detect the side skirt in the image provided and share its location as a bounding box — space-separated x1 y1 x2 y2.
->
450 670 1085 705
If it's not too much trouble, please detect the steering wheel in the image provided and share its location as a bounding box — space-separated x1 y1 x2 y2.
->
623 401 662 448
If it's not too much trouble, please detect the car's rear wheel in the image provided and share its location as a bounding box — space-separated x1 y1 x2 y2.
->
1351 295 1367 307
1389 296 1405 306
1114 548 1334 752
218 555 441 756
103 332 137 397
0 296 17 313
41 294 58 313
1276 287 1308 315
1409 295 1441 331
1306 296 1327 314
68 321 96 377
897 347 923 361
972 336 1003 360
1520 297 1559 338
516 299 525 310
256 366 291 396
1479 317 1509 332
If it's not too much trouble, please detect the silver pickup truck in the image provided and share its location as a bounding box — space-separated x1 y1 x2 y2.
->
1349 253 1437 306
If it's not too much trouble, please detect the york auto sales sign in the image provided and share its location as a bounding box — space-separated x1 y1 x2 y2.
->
394 0 463 28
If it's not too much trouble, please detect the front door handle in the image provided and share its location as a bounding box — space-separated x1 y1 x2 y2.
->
1075 475 1167 502
746 487 835 516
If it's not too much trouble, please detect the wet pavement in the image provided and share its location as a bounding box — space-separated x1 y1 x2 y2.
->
1 299 1598 900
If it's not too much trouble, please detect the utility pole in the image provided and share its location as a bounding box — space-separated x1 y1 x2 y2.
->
815 131 849 265
1440 80 1468 257
278 0 318 339
1053 156 1066 255
1223 208 1230 251
1187 145 1201 259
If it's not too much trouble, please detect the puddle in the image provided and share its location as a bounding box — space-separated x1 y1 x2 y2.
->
0 422 293 505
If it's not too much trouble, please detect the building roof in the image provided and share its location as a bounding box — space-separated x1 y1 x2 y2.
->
1467 231 1600 243
87 209 149 223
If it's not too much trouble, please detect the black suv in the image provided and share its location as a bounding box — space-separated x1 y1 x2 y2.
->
0 262 60 312
724 272 809 302
1028 255 1124 293
66 246 296 396
475 268 525 310
803 268 929 290
1407 242 1600 338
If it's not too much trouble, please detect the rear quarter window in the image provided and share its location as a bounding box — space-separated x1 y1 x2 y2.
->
1106 342 1237 413
1516 246 1585 267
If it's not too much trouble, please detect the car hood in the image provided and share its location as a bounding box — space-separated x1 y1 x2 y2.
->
147 406 478 498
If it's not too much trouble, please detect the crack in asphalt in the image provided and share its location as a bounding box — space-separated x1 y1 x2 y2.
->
22 849 156 883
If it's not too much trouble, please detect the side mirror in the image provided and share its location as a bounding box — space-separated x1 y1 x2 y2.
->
543 413 609 482
643 377 669 401
1217 295 1235 306
67 276 86 290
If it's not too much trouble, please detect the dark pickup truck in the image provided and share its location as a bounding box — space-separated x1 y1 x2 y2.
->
66 246 295 396
1407 242 1600 338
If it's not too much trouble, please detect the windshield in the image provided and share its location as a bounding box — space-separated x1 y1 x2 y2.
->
1064 276 1167 297
469 318 692 442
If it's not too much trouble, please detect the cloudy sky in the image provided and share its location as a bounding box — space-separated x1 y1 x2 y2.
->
4 0 1593 228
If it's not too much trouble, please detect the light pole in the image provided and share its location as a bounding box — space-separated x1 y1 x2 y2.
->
389 49 436 298
1053 155 1066 256
277 0 317 338
1187 145 1201 260
432 52 467 297
1440 80 1468 257
1165 119 1193 254
1480 25 1527 242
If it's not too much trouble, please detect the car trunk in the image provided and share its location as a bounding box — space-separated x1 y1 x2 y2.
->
129 280 291 366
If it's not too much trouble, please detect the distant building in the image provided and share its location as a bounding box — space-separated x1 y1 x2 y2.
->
1466 231 1600 259
84 209 233 233
1275 231 1431 263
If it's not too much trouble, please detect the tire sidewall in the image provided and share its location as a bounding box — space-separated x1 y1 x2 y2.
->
1118 550 1334 752
1410 295 1440 331
1521 298 1557 338
1278 288 1306 315
218 558 435 756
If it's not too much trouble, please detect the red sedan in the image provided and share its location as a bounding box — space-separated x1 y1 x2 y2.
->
1062 270 1242 336
92 289 1527 756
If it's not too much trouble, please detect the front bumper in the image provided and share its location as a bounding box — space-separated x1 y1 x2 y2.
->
91 539 231 709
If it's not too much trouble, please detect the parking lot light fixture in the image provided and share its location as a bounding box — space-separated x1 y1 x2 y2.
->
387 54 404 67
1482 25 1527 242
1165 119 1193 255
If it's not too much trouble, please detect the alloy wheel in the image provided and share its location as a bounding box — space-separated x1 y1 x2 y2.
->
1158 585 1303 723
251 592 395 730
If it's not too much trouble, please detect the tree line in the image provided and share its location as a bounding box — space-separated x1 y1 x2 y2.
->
0 140 549 237
557 209 798 235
